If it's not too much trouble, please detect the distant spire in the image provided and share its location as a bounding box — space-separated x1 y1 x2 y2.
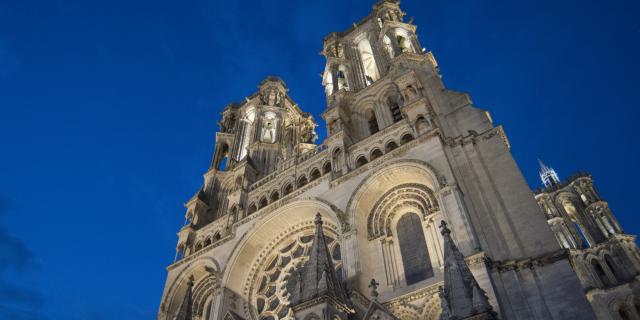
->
290 213 352 309
174 275 194 320
538 159 561 188
439 221 495 320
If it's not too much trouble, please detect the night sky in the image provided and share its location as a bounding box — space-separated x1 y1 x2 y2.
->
1 0 639 319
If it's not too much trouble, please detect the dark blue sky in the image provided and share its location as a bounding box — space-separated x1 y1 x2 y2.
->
0 0 639 319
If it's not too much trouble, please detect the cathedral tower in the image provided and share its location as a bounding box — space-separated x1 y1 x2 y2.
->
534 164 640 320
157 1 635 319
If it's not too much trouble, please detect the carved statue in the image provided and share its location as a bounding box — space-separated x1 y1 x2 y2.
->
261 88 282 106
261 120 277 143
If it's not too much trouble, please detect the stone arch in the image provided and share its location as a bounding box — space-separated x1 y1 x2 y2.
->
161 257 220 318
385 140 399 152
366 108 379 135
221 199 344 319
282 181 294 196
259 196 268 209
590 257 612 287
367 183 439 239
248 203 257 215
370 148 383 160
415 115 430 134
270 190 280 202
378 85 403 123
603 253 622 283
322 161 332 174
356 155 368 168
297 175 309 187
346 160 444 292
400 132 414 144
309 167 321 181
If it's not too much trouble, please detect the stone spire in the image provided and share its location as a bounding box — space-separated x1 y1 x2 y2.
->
439 221 496 320
538 159 561 188
174 275 194 320
290 213 352 308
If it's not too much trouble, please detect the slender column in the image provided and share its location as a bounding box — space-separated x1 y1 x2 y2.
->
379 238 393 286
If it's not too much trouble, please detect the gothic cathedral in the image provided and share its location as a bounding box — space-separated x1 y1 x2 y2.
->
158 1 640 319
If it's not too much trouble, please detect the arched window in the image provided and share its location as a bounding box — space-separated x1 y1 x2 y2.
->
357 38 380 85
397 213 433 285
298 176 308 187
215 143 230 171
356 156 368 168
283 183 293 196
366 109 379 134
385 141 398 152
337 64 349 91
322 162 332 175
310 168 321 181
370 148 383 160
604 255 622 283
270 191 280 202
259 197 268 209
248 203 257 215
388 96 403 123
400 133 414 144
416 115 429 134
591 259 612 287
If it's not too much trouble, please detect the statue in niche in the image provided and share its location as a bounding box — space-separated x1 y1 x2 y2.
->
403 84 419 101
261 88 281 107
261 113 278 143
331 43 344 58
383 36 394 59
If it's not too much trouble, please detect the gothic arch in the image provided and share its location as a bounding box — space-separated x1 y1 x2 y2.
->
346 160 445 291
367 183 439 239
347 160 445 224
221 199 345 314
161 257 221 318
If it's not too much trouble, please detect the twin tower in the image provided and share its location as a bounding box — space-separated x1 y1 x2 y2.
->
158 1 640 320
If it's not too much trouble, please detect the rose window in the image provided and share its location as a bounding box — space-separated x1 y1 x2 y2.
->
253 232 342 320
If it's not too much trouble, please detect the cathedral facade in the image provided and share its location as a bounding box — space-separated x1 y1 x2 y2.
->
157 1 639 319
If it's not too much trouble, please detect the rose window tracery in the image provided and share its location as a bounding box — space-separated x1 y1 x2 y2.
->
253 232 342 320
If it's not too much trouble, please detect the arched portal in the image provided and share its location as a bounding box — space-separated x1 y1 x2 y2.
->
347 160 444 292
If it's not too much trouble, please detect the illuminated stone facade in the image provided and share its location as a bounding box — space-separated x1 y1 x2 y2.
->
157 1 636 319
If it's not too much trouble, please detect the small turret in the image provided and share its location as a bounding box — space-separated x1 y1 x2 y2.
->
539 159 561 188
